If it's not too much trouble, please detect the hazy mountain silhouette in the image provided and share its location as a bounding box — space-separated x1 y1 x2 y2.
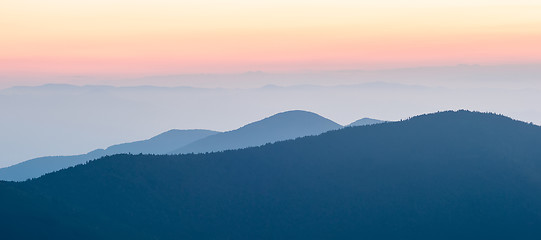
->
5 78 541 169
2 110 541 239
170 110 342 154
102 129 218 154
0 129 218 181
348 117 385 126
0 110 340 181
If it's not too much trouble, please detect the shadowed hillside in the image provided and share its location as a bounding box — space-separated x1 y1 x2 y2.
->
2 111 541 239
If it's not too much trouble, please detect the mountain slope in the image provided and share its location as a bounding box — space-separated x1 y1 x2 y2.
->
0 129 218 181
348 117 385 126
170 110 342 154
2 111 541 239
102 129 219 154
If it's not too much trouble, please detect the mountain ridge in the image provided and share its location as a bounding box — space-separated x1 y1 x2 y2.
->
0 129 218 181
0 110 343 181
348 117 385 126
2 110 541 239
170 110 342 154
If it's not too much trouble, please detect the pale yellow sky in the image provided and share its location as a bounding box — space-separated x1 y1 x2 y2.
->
1 0 541 76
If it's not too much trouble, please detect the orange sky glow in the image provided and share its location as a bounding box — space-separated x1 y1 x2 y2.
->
1 0 541 77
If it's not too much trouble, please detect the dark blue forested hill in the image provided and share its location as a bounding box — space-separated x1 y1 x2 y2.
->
170 110 342 154
2 110 541 239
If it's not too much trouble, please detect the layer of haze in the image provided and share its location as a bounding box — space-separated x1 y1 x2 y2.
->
1 65 541 167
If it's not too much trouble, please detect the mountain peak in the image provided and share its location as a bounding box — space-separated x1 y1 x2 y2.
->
407 110 524 126
242 110 339 128
348 117 385 127
171 110 341 154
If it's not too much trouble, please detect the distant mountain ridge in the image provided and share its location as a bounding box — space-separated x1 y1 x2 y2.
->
0 129 218 181
170 110 342 154
348 118 385 126
0 110 344 181
102 129 218 154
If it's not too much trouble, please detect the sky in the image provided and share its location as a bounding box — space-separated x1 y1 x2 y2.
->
1 0 541 87
1 0 541 167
